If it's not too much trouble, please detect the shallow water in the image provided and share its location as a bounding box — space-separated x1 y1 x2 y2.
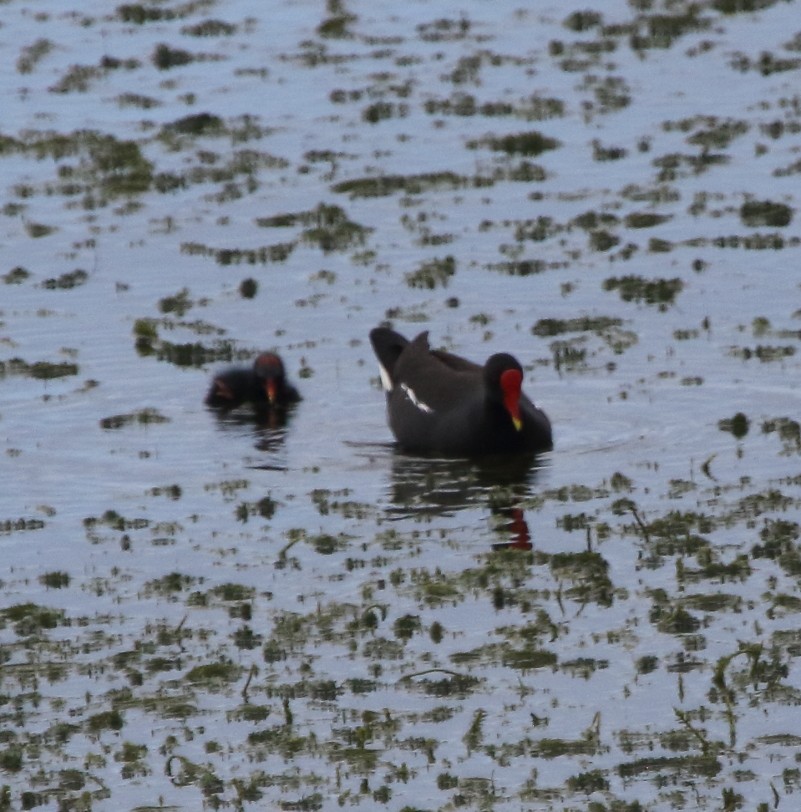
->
2 1 801 810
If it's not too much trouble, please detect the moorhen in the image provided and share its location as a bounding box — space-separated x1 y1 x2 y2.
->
205 352 300 412
369 327 552 456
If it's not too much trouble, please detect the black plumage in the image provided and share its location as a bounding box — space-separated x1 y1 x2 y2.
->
205 352 300 412
369 327 552 456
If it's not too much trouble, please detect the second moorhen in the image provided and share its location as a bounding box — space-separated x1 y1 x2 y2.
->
369 327 552 456
205 352 300 412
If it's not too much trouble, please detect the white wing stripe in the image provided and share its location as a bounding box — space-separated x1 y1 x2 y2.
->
377 363 394 392
401 383 434 414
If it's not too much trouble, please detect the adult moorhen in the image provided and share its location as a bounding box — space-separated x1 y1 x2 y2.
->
205 352 300 412
369 327 552 456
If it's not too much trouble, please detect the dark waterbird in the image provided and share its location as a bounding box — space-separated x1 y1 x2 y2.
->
205 352 300 414
369 327 552 456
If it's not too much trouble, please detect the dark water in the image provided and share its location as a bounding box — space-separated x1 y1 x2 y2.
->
2 1 801 809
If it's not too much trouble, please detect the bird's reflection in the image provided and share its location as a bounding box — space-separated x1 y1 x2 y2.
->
492 506 533 552
385 448 549 550
208 404 298 469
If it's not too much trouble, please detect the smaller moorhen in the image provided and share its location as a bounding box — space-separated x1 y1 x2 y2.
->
205 352 300 412
369 327 552 456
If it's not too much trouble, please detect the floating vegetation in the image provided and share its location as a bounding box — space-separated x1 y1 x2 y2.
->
152 43 196 70
690 120 749 156
602 275 683 308
503 646 558 670
84 136 153 197
514 215 562 242
625 211 672 228
485 258 545 276
752 519 800 562
730 50 801 75
49 56 140 93
16 37 54 74
563 10 603 31
160 112 225 138
405 255 456 289
158 287 193 316
331 171 468 198
550 550 613 606
183 19 238 37
729 344 796 361
117 4 189 24
653 151 728 182
740 198 793 227
632 7 712 51
239 277 258 298
550 338 588 372
718 412 750 439
3 266 31 284
180 240 296 265
1 602 66 634
501 160 547 182
149 484 182 500
99 408 170 430
581 74 631 115
589 228 620 251
592 139 627 161
711 231 797 249
153 146 286 195
236 494 279 522
132 319 249 367
0 517 46 534
39 571 71 589
362 100 408 123
185 661 243 686
713 0 786 13
132 317 159 354
1 130 153 201
24 221 56 238
41 268 88 289
117 93 161 110
647 236 672 252
86 709 125 734
318 8 357 39
467 130 561 157
424 93 564 120
532 315 623 337
155 341 243 367
417 16 473 44
256 203 372 252
571 210 619 232
0 358 79 379
762 417 801 454
618 754 721 780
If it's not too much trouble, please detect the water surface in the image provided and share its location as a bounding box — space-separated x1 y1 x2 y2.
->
2 1 801 810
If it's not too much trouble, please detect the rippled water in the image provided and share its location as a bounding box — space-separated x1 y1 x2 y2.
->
2 1 801 810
